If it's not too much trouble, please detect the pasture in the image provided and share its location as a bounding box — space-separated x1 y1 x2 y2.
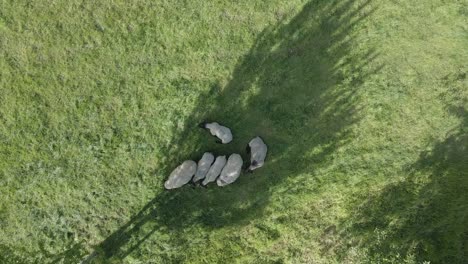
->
0 0 466 263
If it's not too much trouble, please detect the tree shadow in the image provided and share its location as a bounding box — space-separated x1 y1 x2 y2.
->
338 103 468 263
84 0 380 262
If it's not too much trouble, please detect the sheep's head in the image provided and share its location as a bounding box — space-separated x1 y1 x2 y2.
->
248 160 263 172
198 121 208 128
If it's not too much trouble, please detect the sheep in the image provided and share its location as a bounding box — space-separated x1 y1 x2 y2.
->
246 136 268 172
217 154 243 187
164 160 197 190
192 152 215 183
199 122 233 144
202 155 227 186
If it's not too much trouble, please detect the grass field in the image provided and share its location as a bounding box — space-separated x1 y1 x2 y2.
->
0 0 467 263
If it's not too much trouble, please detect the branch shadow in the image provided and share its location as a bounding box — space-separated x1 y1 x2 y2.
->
84 0 380 262
338 103 468 263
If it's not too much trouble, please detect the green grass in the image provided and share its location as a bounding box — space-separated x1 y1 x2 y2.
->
0 0 467 263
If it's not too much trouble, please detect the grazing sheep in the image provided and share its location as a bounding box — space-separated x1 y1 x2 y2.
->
192 152 215 183
164 160 197 190
199 122 233 144
217 154 243 187
246 136 268 172
202 155 227 186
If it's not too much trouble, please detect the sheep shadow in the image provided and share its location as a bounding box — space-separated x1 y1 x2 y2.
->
337 104 468 263
85 0 380 262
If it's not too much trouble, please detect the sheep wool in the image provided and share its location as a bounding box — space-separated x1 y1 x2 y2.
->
205 122 233 144
217 154 243 187
202 155 227 186
164 160 197 190
192 152 215 182
248 136 268 171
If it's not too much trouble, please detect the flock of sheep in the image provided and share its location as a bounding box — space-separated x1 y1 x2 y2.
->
164 122 268 189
